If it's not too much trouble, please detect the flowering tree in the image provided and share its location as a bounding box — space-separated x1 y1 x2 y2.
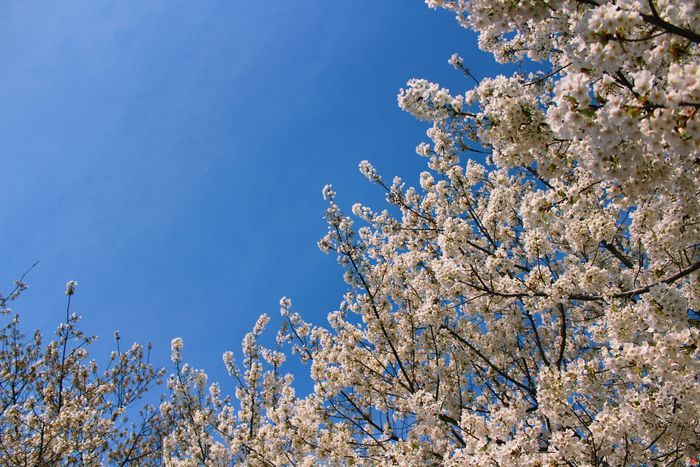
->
2 0 699 464
0 279 165 465
156 0 699 464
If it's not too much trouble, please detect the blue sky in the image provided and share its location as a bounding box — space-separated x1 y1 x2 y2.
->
0 1 502 392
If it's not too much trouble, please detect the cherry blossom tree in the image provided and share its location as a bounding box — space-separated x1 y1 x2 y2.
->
2 0 698 464
230 0 699 463
0 278 165 465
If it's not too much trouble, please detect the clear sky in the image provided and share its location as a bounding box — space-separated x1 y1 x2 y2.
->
0 1 503 392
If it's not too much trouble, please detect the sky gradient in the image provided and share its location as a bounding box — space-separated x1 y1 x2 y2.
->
0 1 503 391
